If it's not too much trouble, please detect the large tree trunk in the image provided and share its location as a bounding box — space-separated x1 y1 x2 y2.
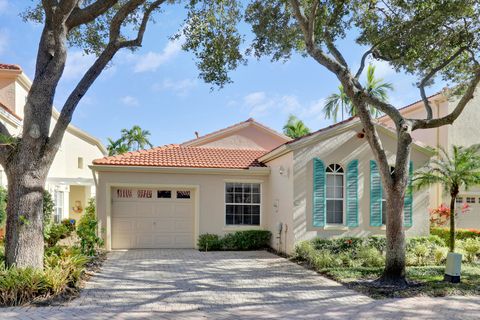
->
380 188 407 286
5 167 47 269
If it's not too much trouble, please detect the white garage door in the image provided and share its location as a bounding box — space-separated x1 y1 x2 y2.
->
111 187 195 249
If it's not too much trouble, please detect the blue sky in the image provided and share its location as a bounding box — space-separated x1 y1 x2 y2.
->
0 1 445 147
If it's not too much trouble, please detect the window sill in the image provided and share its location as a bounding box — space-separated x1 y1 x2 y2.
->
223 225 262 232
323 225 349 231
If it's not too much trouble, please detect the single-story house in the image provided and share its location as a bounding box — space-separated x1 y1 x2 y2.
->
91 117 433 254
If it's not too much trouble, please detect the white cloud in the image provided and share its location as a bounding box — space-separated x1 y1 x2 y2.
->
0 29 8 54
121 95 139 107
63 51 95 80
243 92 276 117
134 38 183 73
240 91 331 131
154 78 197 96
243 92 310 118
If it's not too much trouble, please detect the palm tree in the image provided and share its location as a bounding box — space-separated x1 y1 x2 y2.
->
323 85 351 123
323 64 393 122
106 137 129 156
120 125 154 151
414 145 480 252
283 115 311 139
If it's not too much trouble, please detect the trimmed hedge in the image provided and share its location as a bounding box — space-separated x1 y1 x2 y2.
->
431 227 480 243
198 230 271 251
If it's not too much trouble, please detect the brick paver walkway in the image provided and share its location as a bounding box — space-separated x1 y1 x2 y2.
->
1 249 479 319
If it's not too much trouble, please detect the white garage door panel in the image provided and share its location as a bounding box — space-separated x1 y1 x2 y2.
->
112 188 194 249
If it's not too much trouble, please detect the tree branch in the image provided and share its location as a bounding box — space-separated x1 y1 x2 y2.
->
117 0 165 48
46 0 165 159
288 0 310 43
324 32 348 68
353 99 393 188
418 47 466 119
412 67 480 130
66 0 119 29
355 47 375 79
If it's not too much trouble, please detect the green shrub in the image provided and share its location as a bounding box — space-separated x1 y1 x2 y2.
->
61 219 76 232
407 235 446 249
197 230 271 251
224 230 271 250
45 224 71 248
0 266 46 306
431 227 480 243
433 246 448 265
409 243 430 266
0 246 89 306
294 240 316 261
297 235 450 270
461 238 480 263
357 247 384 267
311 250 340 269
365 236 387 254
197 234 222 251
76 199 103 256
312 237 365 253
42 190 55 239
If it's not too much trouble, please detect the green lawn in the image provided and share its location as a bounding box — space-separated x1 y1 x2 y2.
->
320 264 480 299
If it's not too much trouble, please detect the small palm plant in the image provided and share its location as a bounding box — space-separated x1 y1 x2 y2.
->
414 145 480 252
283 115 311 139
323 64 393 122
121 125 154 151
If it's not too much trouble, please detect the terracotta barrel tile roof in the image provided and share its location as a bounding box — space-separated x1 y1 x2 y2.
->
0 64 22 71
93 144 267 169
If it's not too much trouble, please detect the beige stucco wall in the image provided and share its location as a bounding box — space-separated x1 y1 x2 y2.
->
187 123 288 151
0 69 105 224
264 153 295 254
94 169 270 250
380 88 480 229
289 123 431 251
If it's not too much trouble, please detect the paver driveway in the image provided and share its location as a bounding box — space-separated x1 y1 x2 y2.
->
2 249 480 319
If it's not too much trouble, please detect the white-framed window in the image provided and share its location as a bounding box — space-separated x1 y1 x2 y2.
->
77 157 84 169
466 197 476 204
225 182 261 225
326 164 344 224
456 197 463 204
54 190 64 223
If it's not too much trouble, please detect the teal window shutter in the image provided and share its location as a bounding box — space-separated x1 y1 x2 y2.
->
404 160 413 227
370 160 383 226
313 158 326 227
346 160 359 227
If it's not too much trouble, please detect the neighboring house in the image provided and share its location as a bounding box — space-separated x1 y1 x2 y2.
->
0 64 107 223
91 117 432 254
379 87 480 229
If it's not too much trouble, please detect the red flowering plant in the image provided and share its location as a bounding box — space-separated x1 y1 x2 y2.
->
429 203 470 227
